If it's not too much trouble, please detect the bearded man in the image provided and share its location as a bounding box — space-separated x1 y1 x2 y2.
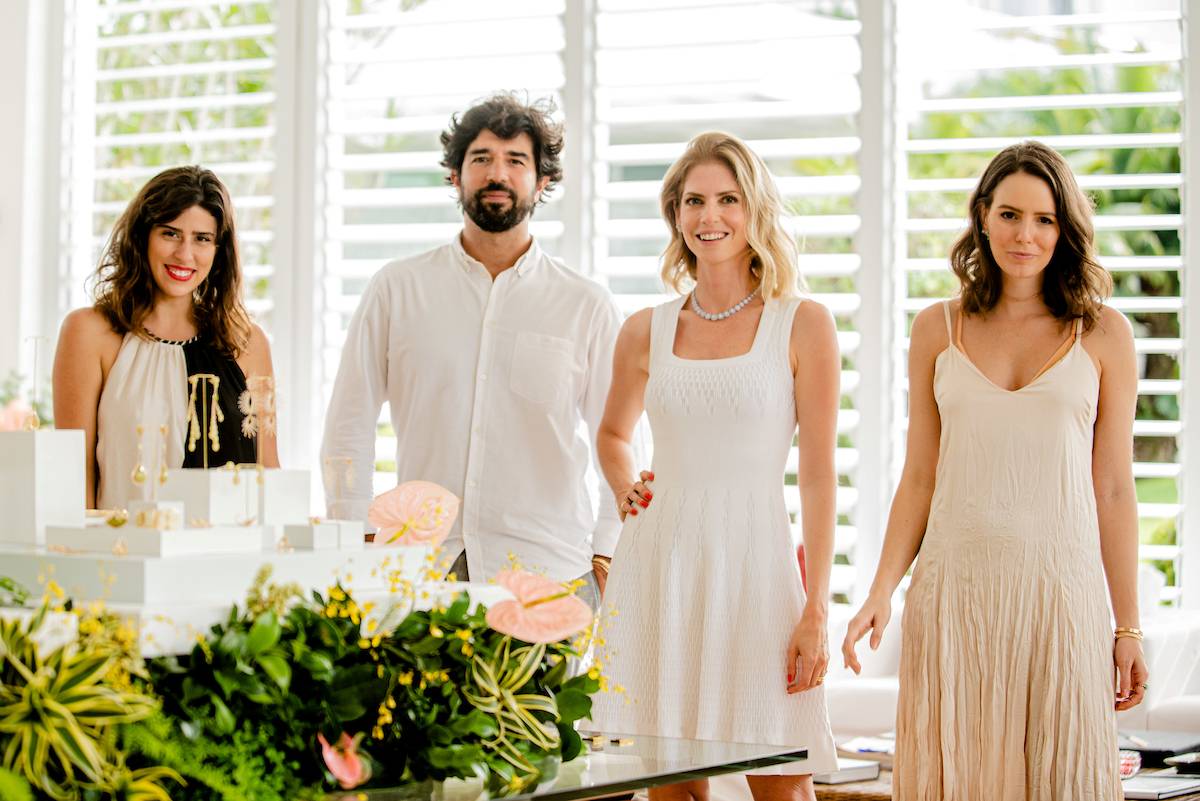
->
320 94 622 606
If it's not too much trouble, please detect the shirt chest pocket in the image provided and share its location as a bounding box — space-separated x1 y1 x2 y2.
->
510 331 576 406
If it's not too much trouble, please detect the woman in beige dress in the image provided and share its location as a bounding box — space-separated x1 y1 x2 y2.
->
842 141 1147 800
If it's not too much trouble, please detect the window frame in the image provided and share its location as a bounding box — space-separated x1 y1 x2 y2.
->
6 0 1198 608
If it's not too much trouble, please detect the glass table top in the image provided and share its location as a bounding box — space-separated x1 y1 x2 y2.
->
354 733 810 801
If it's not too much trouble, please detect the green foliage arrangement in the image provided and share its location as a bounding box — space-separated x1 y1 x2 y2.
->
142 567 599 798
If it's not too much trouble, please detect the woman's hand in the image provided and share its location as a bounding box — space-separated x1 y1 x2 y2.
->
841 593 892 675
786 611 829 694
1114 636 1149 711
616 470 654 521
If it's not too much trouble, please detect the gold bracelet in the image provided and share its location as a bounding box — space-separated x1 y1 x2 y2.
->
1115 627 1144 641
591 556 611 576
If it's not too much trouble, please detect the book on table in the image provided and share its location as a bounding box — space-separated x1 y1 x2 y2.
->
837 734 895 770
1123 772 1200 800
1120 731 1200 764
813 758 882 785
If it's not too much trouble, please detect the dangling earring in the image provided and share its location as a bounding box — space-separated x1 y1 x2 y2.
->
157 424 169 485
131 424 147 485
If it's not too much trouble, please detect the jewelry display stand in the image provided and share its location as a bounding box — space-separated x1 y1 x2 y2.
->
0 430 429 656
0 430 86 546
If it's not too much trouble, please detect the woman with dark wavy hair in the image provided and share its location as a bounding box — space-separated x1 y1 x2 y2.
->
53 165 278 510
843 141 1145 799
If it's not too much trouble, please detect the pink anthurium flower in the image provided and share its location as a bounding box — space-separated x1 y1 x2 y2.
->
0 400 34 432
368 480 459 546
485 569 594 644
318 731 372 790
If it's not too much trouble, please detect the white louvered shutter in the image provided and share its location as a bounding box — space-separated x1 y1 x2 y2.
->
594 0 863 601
897 0 1185 603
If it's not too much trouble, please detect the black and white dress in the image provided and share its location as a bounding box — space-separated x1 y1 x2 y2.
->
95 331 258 510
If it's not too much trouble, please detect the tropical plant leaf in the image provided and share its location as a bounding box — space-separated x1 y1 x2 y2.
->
551 688 591 723
256 652 291 690
245 611 281 658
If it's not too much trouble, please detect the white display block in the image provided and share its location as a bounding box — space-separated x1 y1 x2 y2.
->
332 519 365 550
0 543 432 606
45 524 262 557
284 522 338 549
258 469 310 525
160 468 253 525
0 430 85 546
128 500 184 531
282 520 364 551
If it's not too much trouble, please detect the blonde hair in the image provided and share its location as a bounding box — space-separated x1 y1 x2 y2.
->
659 131 803 299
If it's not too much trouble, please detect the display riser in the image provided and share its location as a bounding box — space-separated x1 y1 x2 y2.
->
45 525 263 557
0 430 86 546
0 544 430 605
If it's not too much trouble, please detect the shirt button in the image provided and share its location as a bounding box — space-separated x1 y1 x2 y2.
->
480 373 488 381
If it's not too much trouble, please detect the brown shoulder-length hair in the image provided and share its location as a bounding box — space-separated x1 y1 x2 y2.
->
91 165 251 356
950 140 1110 330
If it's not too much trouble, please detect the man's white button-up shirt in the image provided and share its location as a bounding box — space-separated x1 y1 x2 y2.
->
320 236 623 582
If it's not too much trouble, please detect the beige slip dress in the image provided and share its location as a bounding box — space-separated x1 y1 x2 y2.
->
894 300 1119 800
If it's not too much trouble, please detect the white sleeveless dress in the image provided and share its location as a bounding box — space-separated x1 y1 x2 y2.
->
894 301 1119 800
589 295 838 776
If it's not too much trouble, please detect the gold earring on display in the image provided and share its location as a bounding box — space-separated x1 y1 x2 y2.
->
131 424 147 485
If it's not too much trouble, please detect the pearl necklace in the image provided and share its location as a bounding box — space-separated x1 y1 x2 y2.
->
690 287 759 321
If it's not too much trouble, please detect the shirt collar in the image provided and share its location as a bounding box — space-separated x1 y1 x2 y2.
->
452 233 542 278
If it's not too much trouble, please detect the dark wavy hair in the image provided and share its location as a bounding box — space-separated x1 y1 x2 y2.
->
91 165 251 356
950 140 1111 331
439 93 564 203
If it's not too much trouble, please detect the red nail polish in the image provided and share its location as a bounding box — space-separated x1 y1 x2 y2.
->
631 509 638 516
639 500 649 508
647 472 655 480
645 491 653 500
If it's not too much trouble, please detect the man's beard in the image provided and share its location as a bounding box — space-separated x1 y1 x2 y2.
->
462 183 536 233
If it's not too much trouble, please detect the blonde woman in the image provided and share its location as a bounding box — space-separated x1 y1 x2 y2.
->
589 132 839 801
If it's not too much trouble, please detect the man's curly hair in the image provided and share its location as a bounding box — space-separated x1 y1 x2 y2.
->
439 93 564 203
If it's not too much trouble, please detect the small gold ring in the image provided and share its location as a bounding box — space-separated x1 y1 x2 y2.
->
814 675 825 685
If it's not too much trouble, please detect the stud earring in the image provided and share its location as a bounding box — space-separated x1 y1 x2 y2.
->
131 424 147 485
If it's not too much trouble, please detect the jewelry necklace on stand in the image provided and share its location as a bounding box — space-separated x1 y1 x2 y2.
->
690 286 759 321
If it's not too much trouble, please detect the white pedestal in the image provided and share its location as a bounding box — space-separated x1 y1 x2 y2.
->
0 543 431 607
285 522 339 549
160 468 253 525
259 469 310 525
281 519 364 551
331 519 365 549
45 524 262 557
0 430 85 546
